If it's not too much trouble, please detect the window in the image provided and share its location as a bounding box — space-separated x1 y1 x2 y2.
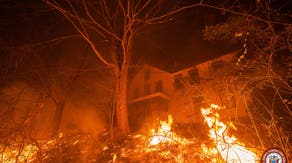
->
133 88 139 98
174 74 184 89
155 80 163 92
144 69 150 81
222 96 236 108
144 84 150 95
192 95 204 103
212 60 224 72
192 94 205 108
188 68 200 85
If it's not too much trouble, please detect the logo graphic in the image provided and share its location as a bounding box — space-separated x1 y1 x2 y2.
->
261 148 287 163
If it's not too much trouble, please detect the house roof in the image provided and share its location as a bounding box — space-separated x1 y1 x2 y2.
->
145 51 238 74
128 64 171 80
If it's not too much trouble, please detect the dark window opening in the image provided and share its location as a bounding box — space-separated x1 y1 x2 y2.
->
188 68 200 85
144 69 150 81
144 84 150 95
155 80 163 92
133 88 139 98
192 95 204 104
212 60 224 71
174 74 184 89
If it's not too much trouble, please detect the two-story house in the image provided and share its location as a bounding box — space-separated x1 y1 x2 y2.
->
128 51 246 131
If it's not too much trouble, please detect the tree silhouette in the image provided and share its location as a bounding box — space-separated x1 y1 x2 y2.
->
43 0 204 140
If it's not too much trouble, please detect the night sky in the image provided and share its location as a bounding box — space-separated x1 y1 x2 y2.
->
0 0 236 73
2 0 291 71
133 6 234 72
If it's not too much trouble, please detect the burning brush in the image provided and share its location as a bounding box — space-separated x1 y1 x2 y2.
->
1 104 260 162
201 104 259 162
148 115 191 146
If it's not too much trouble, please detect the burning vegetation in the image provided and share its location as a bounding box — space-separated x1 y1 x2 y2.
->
201 104 258 162
1 104 263 162
103 104 260 162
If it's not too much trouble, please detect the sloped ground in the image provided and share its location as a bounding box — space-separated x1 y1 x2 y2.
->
0 108 267 163
0 132 218 163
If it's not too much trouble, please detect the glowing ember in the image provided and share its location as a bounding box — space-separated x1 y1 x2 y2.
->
0 133 84 163
201 104 258 162
1 145 38 163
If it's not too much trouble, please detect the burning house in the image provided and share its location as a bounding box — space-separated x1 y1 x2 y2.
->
128 51 248 131
124 51 262 162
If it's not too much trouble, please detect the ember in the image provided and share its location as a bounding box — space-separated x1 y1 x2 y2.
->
1 144 38 163
0 133 89 163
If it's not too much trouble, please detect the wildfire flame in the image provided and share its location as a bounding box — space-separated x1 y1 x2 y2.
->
148 115 191 146
201 104 258 162
1 105 260 162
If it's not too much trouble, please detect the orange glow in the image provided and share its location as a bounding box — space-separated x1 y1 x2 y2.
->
148 115 192 146
1 107 260 162
201 104 258 162
0 132 80 163
1 145 38 163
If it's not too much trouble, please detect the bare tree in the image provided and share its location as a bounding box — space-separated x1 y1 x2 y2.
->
202 0 292 157
42 0 205 140
26 51 86 136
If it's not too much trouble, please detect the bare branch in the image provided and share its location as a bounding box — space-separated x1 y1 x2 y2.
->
43 0 115 68
26 35 81 47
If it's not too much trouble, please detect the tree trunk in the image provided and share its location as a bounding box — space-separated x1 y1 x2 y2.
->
52 102 65 136
114 64 130 141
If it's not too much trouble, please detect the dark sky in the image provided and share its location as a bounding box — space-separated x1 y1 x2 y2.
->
1 1 236 72
133 7 233 72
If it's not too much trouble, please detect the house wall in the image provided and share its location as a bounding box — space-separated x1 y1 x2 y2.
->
128 65 173 131
128 65 173 100
128 52 248 130
169 52 249 124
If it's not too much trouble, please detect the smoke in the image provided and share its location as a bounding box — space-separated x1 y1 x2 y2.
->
60 101 106 135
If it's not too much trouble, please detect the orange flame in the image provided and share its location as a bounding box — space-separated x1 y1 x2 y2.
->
148 115 191 146
201 104 258 162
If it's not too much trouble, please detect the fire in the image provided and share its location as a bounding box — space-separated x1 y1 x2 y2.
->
123 110 258 161
148 114 173 146
148 115 191 146
201 104 258 162
1 106 260 162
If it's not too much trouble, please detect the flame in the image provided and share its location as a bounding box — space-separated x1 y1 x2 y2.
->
148 114 173 145
201 104 258 162
112 153 117 162
1 106 260 162
148 115 191 146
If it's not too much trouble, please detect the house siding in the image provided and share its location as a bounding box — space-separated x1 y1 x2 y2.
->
128 52 248 130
